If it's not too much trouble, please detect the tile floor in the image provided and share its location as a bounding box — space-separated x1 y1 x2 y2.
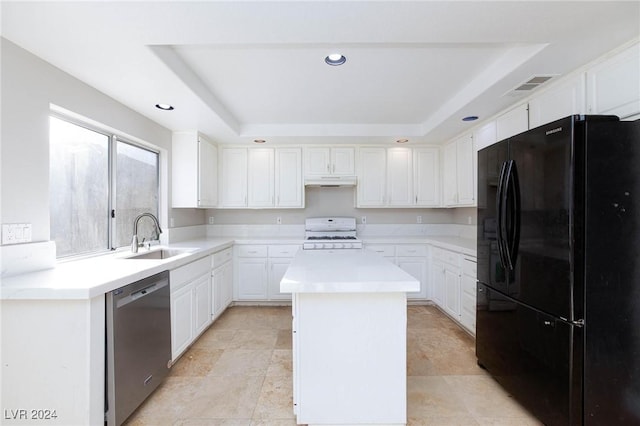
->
125 305 542 426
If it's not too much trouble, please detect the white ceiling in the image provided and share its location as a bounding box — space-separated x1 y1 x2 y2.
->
2 1 639 145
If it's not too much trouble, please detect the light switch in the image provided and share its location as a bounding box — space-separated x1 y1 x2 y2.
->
2 223 32 244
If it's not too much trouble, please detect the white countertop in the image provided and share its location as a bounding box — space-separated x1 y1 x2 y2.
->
363 236 476 256
0 238 234 300
280 249 420 293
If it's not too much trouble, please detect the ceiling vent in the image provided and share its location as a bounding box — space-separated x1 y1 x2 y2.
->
514 75 555 91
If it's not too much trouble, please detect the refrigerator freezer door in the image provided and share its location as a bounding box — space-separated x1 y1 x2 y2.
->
476 283 582 426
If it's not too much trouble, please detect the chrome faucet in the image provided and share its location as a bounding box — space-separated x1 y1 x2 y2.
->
131 213 163 253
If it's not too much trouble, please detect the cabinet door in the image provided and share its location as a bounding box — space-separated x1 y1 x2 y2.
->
357 147 386 207
220 148 247 207
171 284 193 360
442 142 457 206
222 262 233 307
236 258 268 300
387 147 414 206
460 273 476 334
276 148 303 207
473 121 497 152
587 43 640 118
496 103 529 141
331 147 355 175
248 148 275 207
193 274 212 336
212 267 223 319
444 266 461 319
414 147 440 206
397 257 427 299
432 262 446 309
456 134 475 205
269 258 293 300
304 147 331 176
529 74 586 128
198 136 218 207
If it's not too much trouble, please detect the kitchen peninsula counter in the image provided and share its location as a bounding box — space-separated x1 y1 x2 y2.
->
281 249 418 426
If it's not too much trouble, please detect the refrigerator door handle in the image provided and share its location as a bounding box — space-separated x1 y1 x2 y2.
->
496 161 509 270
506 160 521 270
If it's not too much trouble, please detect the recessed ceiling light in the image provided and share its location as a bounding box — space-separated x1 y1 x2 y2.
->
253 139 266 144
396 138 409 144
325 54 346 66
462 116 478 122
155 103 174 111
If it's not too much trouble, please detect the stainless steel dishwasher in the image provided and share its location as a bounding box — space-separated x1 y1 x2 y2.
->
105 270 171 426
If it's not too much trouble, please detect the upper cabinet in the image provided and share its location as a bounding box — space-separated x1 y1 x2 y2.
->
219 147 303 209
442 134 475 207
357 146 440 208
587 42 640 119
172 131 217 208
496 103 529 141
529 74 586 129
304 147 355 176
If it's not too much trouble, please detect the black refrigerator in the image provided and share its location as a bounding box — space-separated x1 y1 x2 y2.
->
476 115 640 425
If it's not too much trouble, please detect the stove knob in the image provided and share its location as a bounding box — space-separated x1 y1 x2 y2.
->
344 242 352 249
324 243 333 249
315 243 324 249
334 243 343 249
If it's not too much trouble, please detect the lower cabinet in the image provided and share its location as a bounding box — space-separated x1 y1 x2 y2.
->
366 243 429 300
170 256 212 361
212 246 233 320
235 244 300 301
459 256 477 333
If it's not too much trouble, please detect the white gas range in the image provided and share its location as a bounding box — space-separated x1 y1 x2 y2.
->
303 217 363 250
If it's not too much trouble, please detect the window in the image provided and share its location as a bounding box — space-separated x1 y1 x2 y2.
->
49 115 159 258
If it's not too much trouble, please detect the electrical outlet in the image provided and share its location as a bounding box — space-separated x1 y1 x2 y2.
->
361 216 367 224
417 215 422 224
276 217 282 225
209 216 215 224
1 223 32 244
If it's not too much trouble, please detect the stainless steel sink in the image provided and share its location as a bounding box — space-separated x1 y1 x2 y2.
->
124 249 189 260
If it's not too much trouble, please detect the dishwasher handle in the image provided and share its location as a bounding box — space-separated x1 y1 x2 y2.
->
115 276 169 309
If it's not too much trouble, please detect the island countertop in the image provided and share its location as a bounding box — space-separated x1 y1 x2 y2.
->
280 249 420 293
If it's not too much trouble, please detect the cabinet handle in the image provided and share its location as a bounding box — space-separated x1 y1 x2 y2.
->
415 195 418 204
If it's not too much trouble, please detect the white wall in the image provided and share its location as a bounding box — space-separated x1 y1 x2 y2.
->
0 38 204 252
207 186 455 225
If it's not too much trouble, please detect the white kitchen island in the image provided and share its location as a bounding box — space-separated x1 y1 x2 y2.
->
281 249 419 426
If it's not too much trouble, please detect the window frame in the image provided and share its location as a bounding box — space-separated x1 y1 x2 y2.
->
49 112 161 258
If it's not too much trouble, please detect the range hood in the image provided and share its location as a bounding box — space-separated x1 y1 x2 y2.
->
304 175 357 187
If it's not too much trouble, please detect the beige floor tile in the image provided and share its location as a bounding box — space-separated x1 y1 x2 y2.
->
195 328 238 349
408 416 480 425
250 420 299 426
171 347 224 377
175 419 251 426
227 329 279 349
208 349 273 377
181 376 264 419
252 375 295 420
275 329 292 349
444 375 539 420
123 376 205 425
266 349 293 376
475 417 544 426
407 376 473 419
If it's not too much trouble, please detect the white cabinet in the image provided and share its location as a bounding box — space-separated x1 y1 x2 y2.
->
304 147 355 176
529 74 586 128
473 121 497 152
221 147 303 209
460 256 477 335
275 148 304 207
431 246 461 320
365 243 429 300
219 148 248 207
414 147 440 207
387 147 414 206
587 42 640 119
496 103 529 141
357 147 386 207
248 148 275 207
235 244 300 301
212 246 233 320
442 134 475 207
170 256 212 360
172 131 217 208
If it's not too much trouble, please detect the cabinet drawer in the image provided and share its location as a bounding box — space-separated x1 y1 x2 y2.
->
396 244 427 257
365 244 395 257
432 247 460 267
212 247 233 268
170 256 211 291
268 245 300 258
236 245 268 258
462 276 476 297
462 257 477 277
